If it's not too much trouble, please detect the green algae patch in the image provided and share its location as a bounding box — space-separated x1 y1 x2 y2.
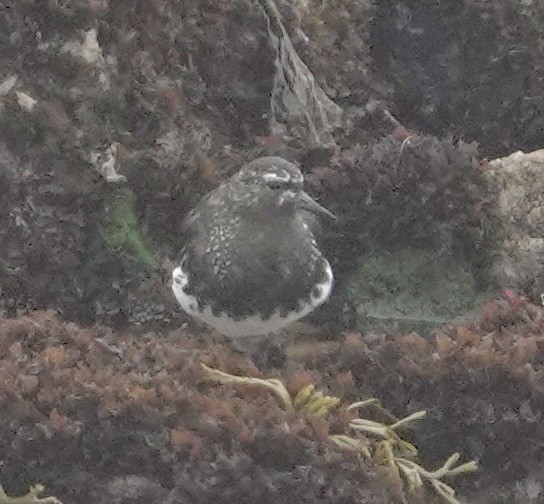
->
100 193 156 268
346 248 495 333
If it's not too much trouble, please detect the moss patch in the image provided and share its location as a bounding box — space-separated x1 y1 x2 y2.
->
346 248 495 332
101 193 156 268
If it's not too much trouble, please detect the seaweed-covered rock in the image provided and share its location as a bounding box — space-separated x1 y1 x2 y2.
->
306 298 544 503
0 311 408 504
2 0 544 331
0 142 92 320
308 134 491 290
2 301 543 503
324 135 487 259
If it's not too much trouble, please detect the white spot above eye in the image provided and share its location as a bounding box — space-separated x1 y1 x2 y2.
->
263 170 290 183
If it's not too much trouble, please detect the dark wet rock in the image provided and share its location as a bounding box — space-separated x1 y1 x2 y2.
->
369 0 544 158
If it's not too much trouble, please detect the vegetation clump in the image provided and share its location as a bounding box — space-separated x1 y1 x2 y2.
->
100 193 156 268
0 299 542 503
345 248 494 332
203 364 477 503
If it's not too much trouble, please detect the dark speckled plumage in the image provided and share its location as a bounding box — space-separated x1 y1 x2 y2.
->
172 157 334 337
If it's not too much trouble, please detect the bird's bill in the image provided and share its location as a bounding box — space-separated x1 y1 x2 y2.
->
297 191 337 219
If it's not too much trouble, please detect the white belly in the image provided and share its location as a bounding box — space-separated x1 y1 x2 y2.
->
171 263 333 338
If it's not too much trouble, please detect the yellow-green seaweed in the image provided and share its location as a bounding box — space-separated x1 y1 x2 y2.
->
202 363 478 504
0 483 62 504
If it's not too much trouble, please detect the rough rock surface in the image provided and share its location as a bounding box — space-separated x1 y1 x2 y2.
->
485 149 544 299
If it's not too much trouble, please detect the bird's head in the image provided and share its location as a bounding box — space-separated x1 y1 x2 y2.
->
234 157 336 220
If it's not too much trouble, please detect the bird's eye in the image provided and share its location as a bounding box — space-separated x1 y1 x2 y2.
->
262 171 291 189
267 181 285 190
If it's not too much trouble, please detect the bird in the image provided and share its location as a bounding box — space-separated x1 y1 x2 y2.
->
172 156 335 347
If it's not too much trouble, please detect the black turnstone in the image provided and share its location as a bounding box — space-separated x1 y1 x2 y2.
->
172 157 335 340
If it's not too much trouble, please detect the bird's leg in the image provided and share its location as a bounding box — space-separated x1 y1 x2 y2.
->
228 333 289 369
229 334 268 356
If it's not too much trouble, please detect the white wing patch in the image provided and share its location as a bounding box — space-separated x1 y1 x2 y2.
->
172 262 333 338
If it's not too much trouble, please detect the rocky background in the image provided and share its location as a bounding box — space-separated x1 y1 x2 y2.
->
1 0 544 503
